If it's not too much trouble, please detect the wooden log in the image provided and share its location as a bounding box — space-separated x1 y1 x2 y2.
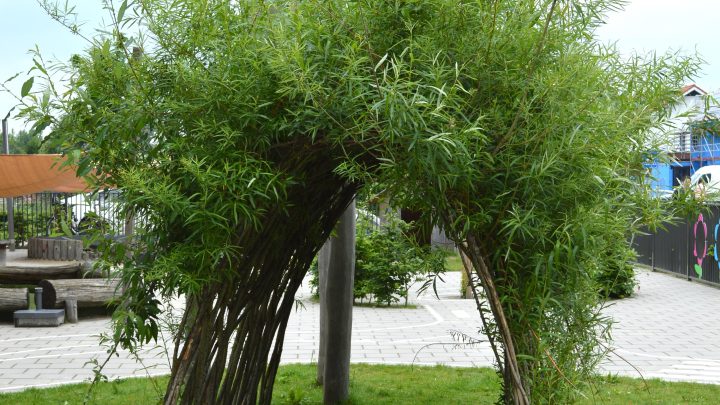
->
67 242 76 262
38 279 122 309
75 244 84 261
53 240 61 260
28 238 84 261
65 297 78 323
0 263 81 283
0 288 28 311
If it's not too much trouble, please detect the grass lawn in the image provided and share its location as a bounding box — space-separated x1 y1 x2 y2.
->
445 252 464 272
0 364 718 404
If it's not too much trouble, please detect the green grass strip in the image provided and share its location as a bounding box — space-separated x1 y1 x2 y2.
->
0 364 718 404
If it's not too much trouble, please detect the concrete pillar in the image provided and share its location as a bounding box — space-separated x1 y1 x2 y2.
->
6 201 14 251
34 287 43 310
322 201 356 404
316 239 331 384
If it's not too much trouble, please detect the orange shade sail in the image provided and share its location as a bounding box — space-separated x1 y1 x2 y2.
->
0 154 91 197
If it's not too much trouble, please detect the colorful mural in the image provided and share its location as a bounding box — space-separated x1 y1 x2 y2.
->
634 207 720 286
694 214 707 278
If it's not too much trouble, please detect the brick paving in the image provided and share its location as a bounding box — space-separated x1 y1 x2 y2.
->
600 269 720 384
0 268 717 392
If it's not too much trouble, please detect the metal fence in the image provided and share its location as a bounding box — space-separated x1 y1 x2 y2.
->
633 204 720 286
0 191 123 247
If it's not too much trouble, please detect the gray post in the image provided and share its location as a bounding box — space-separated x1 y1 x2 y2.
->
0 117 6 153
687 220 691 280
322 201 356 404
124 211 135 261
6 201 14 252
316 239 331 384
1 116 14 251
651 233 655 271
65 297 78 323
34 287 43 310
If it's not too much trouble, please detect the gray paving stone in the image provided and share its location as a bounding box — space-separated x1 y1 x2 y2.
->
0 268 717 392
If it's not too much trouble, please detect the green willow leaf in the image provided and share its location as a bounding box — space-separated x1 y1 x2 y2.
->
20 77 34 97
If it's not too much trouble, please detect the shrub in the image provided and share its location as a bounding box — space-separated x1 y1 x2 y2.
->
595 245 636 299
311 212 447 306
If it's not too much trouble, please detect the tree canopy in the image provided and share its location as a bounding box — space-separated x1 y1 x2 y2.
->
5 129 59 154
17 0 697 403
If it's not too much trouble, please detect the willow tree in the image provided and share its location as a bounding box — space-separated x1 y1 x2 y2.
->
19 0 695 403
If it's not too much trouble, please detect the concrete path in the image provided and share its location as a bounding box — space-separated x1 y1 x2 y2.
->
0 268 717 392
600 270 720 384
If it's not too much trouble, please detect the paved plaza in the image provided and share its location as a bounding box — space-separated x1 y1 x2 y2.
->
0 268 718 392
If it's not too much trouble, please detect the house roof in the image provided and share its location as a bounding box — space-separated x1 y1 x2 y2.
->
681 84 707 97
0 154 90 197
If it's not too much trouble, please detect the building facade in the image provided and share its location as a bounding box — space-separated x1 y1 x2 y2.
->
646 84 720 194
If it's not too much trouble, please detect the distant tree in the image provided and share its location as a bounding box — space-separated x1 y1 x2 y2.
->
9 130 41 154
7 129 61 154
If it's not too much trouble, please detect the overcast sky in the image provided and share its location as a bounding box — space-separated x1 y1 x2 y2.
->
1 1 719 132
595 0 720 92
0 1 105 132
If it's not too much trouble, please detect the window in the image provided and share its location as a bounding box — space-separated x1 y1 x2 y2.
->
692 133 701 150
678 132 687 151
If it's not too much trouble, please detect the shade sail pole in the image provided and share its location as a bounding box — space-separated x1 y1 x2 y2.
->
1 114 14 251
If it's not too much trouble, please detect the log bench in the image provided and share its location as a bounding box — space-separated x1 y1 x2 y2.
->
28 237 84 261
0 263 82 283
0 288 28 311
38 279 122 309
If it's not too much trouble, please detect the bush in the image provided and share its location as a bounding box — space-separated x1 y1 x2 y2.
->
595 246 636 299
310 212 447 306
0 210 38 247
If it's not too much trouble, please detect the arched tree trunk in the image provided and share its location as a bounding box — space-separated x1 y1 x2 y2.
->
441 210 530 405
458 235 530 405
162 146 362 405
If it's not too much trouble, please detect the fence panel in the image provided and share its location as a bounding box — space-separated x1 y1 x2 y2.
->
0 191 124 248
632 232 653 267
689 207 720 285
634 204 720 286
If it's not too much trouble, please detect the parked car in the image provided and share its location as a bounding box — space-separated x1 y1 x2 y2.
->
689 165 720 198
